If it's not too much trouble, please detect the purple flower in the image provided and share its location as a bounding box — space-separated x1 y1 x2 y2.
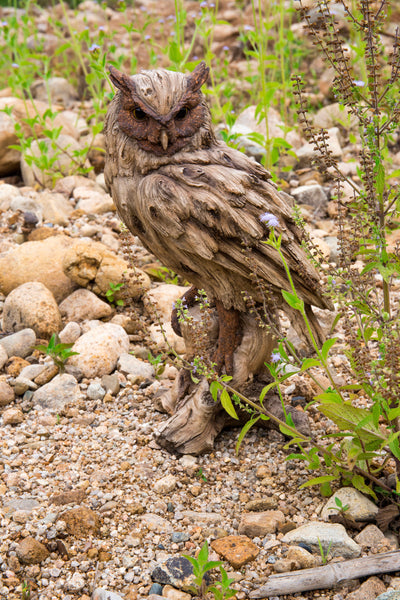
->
260 212 280 228
271 352 281 363
11 62 19 68
353 80 365 87
0 21 8 27
89 43 101 52
98 26 106 31
244 25 253 31
200 1 207 7
223 45 229 51
145 35 151 41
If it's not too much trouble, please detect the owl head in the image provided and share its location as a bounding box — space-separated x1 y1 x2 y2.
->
108 62 214 156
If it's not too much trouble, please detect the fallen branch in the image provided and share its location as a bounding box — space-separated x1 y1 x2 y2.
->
250 550 400 598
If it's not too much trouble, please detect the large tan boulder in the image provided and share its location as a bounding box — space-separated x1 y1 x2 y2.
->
2 282 62 339
62 239 150 300
0 235 78 302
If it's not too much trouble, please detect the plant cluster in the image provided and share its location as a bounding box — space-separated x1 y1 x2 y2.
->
35 333 79 372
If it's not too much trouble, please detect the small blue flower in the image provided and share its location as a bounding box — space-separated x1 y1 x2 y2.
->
98 26 106 31
260 212 280 228
271 352 281 363
11 62 19 69
89 43 101 52
244 25 253 31
353 80 365 87
172 301 176 309
200 1 207 6
0 20 8 27
145 35 151 41
223 45 229 51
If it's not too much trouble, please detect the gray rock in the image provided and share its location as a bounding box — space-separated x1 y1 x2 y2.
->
171 532 190 543
3 498 40 513
59 288 113 322
86 382 106 400
375 593 400 600
101 374 120 396
296 127 343 165
3 281 62 339
149 584 163 596
0 344 7 369
0 380 15 406
92 589 125 600
0 328 36 358
68 323 130 378
35 191 73 226
291 184 329 216
19 364 47 381
58 322 81 345
10 196 43 223
65 572 85 591
2 407 24 425
321 488 378 522
151 556 194 591
33 373 82 412
282 522 361 559
13 376 38 395
180 511 223 526
31 77 78 108
0 184 20 211
354 524 386 548
313 102 358 131
139 513 173 533
118 353 155 381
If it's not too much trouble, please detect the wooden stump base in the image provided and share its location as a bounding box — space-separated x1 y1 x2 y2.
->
154 306 310 455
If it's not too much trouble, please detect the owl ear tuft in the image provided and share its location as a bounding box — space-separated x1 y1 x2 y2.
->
108 65 137 96
186 61 209 92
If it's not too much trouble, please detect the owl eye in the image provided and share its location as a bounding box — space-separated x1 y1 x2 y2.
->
133 107 147 121
175 107 189 120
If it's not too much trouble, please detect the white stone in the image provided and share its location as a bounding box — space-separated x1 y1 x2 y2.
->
117 353 154 381
0 329 36 358
58 322 81 345
154 474 177 494
321 488 378 522
68 323 130 378
59 289 113 322
0 184 20 211
33 374 82 412
282 521 361 558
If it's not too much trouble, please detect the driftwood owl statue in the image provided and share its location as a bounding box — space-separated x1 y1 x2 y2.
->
104 62 332 375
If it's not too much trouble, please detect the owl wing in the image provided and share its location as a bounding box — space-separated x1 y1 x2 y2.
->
133 145 331 311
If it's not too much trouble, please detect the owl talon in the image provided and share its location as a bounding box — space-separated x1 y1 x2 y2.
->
213 301 242 375
171 285 199 337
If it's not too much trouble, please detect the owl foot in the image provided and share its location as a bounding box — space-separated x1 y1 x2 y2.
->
171 285 199 337
213 301 242 375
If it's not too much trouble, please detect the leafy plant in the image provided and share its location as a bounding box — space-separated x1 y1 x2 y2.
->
196 468 208 483
184 541 236 600
317 537 333 566
105 281 125 306
147 352 166 379
35 333 79 373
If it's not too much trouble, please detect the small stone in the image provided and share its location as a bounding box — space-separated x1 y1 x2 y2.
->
347 576 386 600
74 188 115 214
238 511 285 537
58 506 100 537
86 382 106 400
149 583 163 596
211 535 259 569
0 380 15 406
50 490 86 506
19 364 46 380
286 546 321 569
291 184 329 216
118 353 155 381
13 376 36 395
98 550 112 561
0 345 7 370
16 536 49 564
33 373 81 413
255 465 271 479
151 556 194 591
245 498 277 511
354 524 386 548
171 532 190 543
375 593 400 600
154 475 177 494
5 357 31 377
59 289 113 322
92 589 124 600
101 374 120 395
139 513 173 533
34 364 59 386
65 571 85 592
0 329 36 358
282 522 361 559
273 558 300 573
2 408 24 425
163 584 191 600
180 511 222 526
58 321 81 345
2 282 62 339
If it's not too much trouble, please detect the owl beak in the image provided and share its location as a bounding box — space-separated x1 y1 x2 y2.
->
160 129 169 151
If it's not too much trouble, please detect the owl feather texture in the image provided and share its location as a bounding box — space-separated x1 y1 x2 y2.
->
104 62 332 374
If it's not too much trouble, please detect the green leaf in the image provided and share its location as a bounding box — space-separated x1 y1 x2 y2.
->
236 416 260 455
321 338 337 361
300 358 321 371
351 474 377 499
197 541 209 564
220 389 239 420
281 290 304 311
202 560 223 572
318 403 384 444
299 475 337 488
209 380 222 403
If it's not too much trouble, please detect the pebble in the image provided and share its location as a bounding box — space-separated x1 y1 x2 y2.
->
354 524 387 548
65 571 86 591
0 380 15 406
163 584 192 600
0 328 36 358
58 506 101 537
211 535 259 569
171 532 190 543
58 321 81 345
93 589 125 600
16 536 49 564
154 474 177 494
151 556 194 590
238 511 285 537
101 373 120 395
86 382 106 400
376 593 400 600
0 344 7 370
118 353 155 381
2 407 24 425
347 576 387 600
